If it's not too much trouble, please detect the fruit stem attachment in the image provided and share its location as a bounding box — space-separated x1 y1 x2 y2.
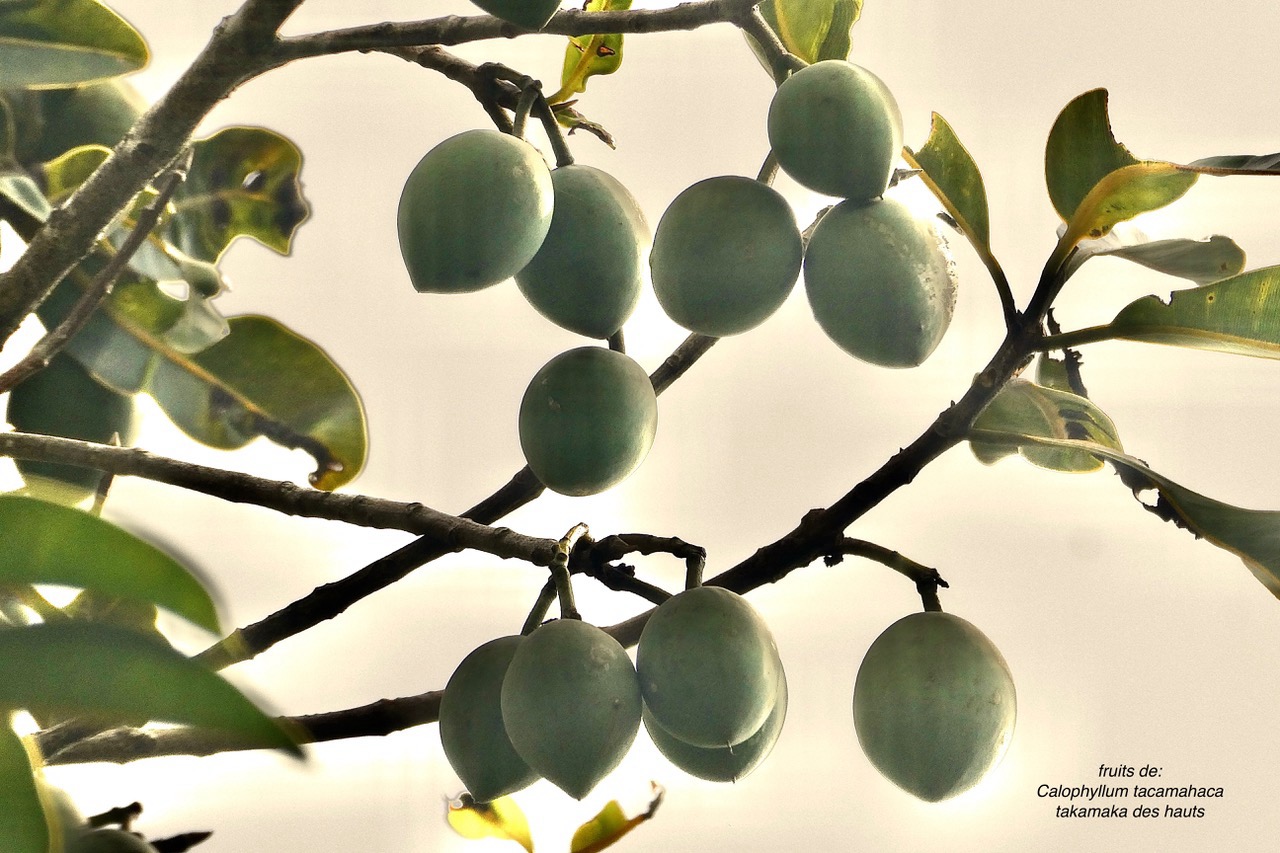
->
522 578 558 635
551 523 590 620
756 150 779 185
825 538 949 610
737 7 806 85
607 329 626 353
512 82 542 139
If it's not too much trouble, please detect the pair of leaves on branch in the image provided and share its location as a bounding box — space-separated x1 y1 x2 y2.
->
2 115 367 492
447 782 661 852
0 494 302 853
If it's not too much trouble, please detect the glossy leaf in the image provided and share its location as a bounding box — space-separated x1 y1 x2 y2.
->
445 794 533 852
0 166 50 228
967 431 1280 598
1066 231 1245 285
167 126 310 262
570 784 663 853
1061 161 1198 244
970 379 1122 472
757 0 861 64
0 622 302 756
1101 264 1280 358
0 495 220 632
0 0 148 89
555 0 631 103
147 315 368 490
904 112 992 255
1035 353 1076 394
0 720 48 853
1045 88 1140 221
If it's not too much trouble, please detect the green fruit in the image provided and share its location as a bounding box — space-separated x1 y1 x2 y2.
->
518 347 657 496
803 197 957 368
516 164 648 339
645 655 787 782
767 60 903 201
500 619 642 800
439 636 540 802
650 176 802 336
853 611 1016 802
637 586 781 748
69 829 158 853
469 0 561 30
398 129 553 293
6 353 135 501
19 79 146 166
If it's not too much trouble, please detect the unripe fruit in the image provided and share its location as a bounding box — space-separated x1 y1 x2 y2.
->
767 60 902 201
516 165 648 338
650 176 802 337
6 353 135 500
469 0 561 30
70 829 158 853
853 611 1016 802
518 347 658 496
439 636 539 802
645 656 787 782
803 197 957 368
500 619 642 800
398 129 553 293
637 586 781 748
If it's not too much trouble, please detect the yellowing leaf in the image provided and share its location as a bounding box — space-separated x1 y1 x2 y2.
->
551 0 632 105
570 783 663 853
969 379 1123 473
0 718 49 853
445 793 533 852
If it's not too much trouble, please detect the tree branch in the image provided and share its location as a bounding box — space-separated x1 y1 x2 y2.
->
0 432 560 565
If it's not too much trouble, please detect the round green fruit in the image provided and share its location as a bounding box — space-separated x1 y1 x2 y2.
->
398 129 553 293
853 611 1016 802
649 176 802 337
468 0 561 30
439 635 539 802
767 60 903 201
637 586 781 748
69 829 158 853
518 346 657 496
803 197 957 368
645 654 787 782
6 353 135 501
500 619 642 800
516 164 648 338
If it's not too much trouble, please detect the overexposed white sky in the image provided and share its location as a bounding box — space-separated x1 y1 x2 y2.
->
21 1 1280 850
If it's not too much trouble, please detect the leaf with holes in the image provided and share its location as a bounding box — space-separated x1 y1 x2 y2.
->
554 0 632 103
146 315 368 490
969 379 1122 472
0 495 220 632
0 0 149 89
166 126 310 262
967 431 1280 599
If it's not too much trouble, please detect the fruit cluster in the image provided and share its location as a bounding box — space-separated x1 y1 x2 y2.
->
396 59 959 500
438 586 785 801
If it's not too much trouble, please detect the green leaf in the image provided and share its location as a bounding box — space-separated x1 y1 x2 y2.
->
1188 152 1280 173
970 379 1122 472
0 720 49 853
1035 353 1077 394
0 621 303 756
966 431 1280 599
904 112 992 256
0 495 220 632
147 315 368 490
445 794 533 852
167 126 310 262
1078 234 1246 285
0 163 51 224
0 0 148 89
1102 264 1280 358
553 0 632 104
758 0 862 64
1045 88 1141 221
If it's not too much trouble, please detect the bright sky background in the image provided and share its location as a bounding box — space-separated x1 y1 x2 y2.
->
17 1 1280 850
